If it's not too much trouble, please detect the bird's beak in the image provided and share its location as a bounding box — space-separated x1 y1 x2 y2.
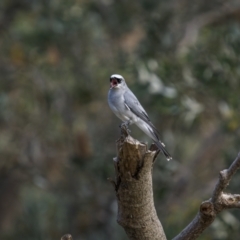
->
110 79 118 88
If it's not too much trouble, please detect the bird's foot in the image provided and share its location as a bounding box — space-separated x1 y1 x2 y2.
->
120 121 129 129
119 122 131 135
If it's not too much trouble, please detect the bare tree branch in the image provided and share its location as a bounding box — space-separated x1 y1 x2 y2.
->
173 152 240 240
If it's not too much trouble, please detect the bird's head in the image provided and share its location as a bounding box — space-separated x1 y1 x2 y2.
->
110 74 126 89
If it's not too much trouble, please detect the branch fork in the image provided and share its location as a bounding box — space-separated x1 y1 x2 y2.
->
173 153 240 240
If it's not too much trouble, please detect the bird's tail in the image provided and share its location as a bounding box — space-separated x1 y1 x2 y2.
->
154 141 172 161
135 120 172 161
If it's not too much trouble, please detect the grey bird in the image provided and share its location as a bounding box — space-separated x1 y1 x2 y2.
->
108 74 172 161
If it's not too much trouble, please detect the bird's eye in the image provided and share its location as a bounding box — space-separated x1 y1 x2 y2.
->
117 78 122 83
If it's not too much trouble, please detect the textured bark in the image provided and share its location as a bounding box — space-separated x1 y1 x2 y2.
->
109 128 166 240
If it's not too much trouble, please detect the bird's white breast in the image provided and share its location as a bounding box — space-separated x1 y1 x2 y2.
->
108 88 138 123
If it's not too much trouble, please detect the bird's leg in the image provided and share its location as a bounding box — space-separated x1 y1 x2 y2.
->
119 120 132 134
120 120 131 128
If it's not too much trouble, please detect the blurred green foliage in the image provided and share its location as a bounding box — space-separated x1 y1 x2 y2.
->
0 0 240 239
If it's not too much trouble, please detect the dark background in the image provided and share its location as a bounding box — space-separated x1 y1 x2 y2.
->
0 0 240 239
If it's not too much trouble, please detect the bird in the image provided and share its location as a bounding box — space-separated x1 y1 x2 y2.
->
108 74 172 161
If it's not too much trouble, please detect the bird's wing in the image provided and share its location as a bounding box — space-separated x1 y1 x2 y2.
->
123 90 160 138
